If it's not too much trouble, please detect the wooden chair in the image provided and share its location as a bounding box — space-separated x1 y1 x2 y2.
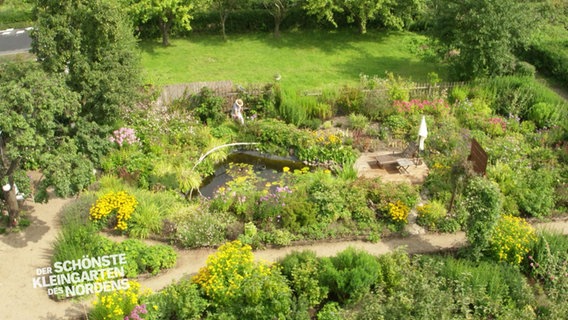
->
375 142 418 169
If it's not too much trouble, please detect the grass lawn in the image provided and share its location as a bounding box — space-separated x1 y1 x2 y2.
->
139 30 447 91
0 0 33 30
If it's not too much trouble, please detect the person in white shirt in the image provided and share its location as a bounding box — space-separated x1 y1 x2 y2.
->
231 99 245 125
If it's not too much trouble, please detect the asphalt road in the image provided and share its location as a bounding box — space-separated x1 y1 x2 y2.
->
0 27 33 55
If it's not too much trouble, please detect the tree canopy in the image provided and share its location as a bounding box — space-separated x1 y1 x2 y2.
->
129 0 197 46
426 0 538 79
0 62 93 225
32 0 141 126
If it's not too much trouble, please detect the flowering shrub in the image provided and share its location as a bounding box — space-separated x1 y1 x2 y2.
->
486 116 507 136
90 280 154 320
297 131 358 169
527 231 568 301
109 127 140 147
90 191 138 230
255 185 293 225
489 215 536 265
192 240 292 317
192 240 257 303
393 99 450 116
388 201 410 224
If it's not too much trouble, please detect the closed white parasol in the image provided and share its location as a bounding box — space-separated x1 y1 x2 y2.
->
418 115 428 151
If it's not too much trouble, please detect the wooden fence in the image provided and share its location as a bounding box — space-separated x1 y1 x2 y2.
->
157 81 268 110
156 80 470 109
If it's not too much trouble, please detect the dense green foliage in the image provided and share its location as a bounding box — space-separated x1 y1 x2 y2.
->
2 2 568 319
32 0 141 127
0 0 32 29
0 62 93 224
91 243 568 319
426 0 537 80
464 177 502 259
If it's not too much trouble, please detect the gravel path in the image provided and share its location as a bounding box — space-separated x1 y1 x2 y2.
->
1 197 567 320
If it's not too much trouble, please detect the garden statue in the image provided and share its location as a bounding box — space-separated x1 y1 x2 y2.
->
231 99 245 125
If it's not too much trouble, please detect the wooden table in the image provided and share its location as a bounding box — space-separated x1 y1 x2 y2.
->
396 158 414 174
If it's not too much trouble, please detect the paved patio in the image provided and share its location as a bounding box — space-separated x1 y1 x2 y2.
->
353 151 429 184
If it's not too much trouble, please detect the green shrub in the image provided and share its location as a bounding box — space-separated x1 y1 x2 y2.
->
416 200 447 231
117 239 177 277
138 244 177 275
145 279 208 320
344 184 375 224
174 206 234 248
514 168 556 218
259 229 296 247
526 231 568 302
514 61 536 77
476 76 567 122
100 148 155 188
277 87 310 126
306 175 349 223
319 247 380 304
453 97 492 130
375 249 411 295
449 85 469 104
524 42 568 86
359 257 454 320
336 86 364 115
464 177 502 259
317 302 344 320
278 250 327 308
434 256 535 318
355 178 419 218
347 113 370 132
241 118 309 156
527 102 560 129
279 190 318 232
128 197 163 239
384 72 412 102
383 114 411 139
189 87 226 126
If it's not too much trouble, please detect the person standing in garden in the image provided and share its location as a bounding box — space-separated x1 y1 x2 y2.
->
232 99 245 125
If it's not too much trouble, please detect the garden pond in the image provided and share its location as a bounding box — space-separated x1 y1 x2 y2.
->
198 151 307 198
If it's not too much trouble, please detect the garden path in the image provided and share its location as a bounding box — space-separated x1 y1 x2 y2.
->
1 196 568 319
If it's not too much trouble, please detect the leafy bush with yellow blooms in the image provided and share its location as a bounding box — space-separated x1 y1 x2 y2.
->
90 280 155 320
90 191 138 231
388 200 410 224
489 215 536 265
192 240 292 318
192 240 258 303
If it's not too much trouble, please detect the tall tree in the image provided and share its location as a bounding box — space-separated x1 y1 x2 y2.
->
207 0 251 40
31 0 141 126
342 0 381 34
129 0 197 46
261 0 300 38
0 62 93 226
378 0 425 31
302 0 343 28
426 0 537 80
303 0 421 34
